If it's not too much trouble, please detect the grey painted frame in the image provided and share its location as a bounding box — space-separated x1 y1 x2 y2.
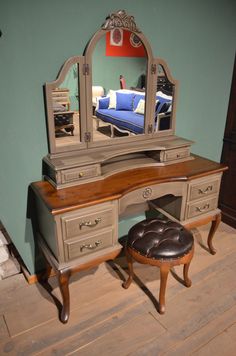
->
44 10 178 156
45 56 87 154
152 57 178 138
84 26 155 148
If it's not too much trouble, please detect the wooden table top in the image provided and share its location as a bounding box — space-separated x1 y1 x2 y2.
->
31 155 227 215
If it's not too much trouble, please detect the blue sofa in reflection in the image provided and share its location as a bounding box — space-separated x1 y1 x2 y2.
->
95 90 172 136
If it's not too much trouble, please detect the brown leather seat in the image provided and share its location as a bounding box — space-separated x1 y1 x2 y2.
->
127 218 193 259
123 218 194 314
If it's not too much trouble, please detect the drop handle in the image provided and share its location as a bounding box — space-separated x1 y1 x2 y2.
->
198 185 213 194
80 240 102 252
196 204 210 212
79 217 102 229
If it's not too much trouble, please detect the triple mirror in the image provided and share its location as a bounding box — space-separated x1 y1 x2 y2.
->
45 10 177 155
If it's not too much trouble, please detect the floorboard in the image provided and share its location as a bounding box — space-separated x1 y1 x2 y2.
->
165 304 236 355
192 322 236 356
0 316 9 342
0 222 235 356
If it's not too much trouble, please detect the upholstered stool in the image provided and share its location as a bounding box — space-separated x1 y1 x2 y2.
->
122 218 194 314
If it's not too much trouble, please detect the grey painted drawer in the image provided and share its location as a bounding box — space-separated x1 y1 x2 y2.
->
60 164 101 184
61 202 115 240
188 177 221 201
64 229 113 260
119 181 185 214
163 147 190 162
186 196 218 219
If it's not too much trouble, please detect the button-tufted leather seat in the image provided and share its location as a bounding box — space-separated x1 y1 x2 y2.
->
122 218 194 314
127 218 193 259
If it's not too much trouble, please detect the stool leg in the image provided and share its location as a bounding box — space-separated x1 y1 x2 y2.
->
122 248 134 289
183 262 192 287
159 265 170 314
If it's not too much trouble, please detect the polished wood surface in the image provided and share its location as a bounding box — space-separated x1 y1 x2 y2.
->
32 155 227 215
32 154 227 323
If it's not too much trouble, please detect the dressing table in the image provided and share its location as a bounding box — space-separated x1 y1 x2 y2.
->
31 10 227 323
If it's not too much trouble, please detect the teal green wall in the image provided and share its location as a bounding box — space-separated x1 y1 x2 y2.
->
0 0 235 274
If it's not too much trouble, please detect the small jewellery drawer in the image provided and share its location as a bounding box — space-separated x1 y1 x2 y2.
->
119 182 185 214
60 164 101 184
163 147 190 162
61 202 115 240
188 177 221 201
64 229 113 260
186 196 218 219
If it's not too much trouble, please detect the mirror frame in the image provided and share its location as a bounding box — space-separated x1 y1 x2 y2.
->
44 56 87 155
44 10 177 156
152 57 178 137
84 11 154 148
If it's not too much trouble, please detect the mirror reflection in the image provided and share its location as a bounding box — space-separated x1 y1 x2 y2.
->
91 30 147 141
153 64 174 132
53 64 81 147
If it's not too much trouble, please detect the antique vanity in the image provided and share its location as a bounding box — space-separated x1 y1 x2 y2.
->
31 10 227 323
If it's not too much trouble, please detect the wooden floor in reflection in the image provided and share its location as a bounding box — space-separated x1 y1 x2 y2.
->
55 113 115 148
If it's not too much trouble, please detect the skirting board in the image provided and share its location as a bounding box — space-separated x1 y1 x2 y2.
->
21 264 56 285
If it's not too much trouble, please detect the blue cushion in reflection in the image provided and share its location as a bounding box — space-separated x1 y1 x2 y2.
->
116 92 134 111
97 96 110 109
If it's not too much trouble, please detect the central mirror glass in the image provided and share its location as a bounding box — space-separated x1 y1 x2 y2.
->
91 29 147 141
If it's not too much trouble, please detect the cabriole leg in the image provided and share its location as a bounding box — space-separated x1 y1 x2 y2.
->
159 265 170 314
208 212 221 255
57 268 71 324
183 262 192 287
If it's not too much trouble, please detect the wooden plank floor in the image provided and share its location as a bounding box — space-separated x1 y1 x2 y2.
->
0 222 236 355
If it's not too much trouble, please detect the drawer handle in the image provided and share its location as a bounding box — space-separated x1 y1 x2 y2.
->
198 185 213 194
142 188 152 199
79 218 101 229
196 203 210 212
80 240 102 252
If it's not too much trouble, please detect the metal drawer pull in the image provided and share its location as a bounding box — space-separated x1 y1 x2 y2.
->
196 204 210 212
80 240 102 252
142 188 152 199
198 185 213 194
79 217 102 229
